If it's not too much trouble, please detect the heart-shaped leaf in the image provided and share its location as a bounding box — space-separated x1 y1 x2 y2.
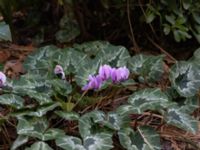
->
118 126 160 150
170 61 200 97
25 141 53 150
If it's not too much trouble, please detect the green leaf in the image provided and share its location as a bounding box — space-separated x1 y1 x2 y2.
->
128 88 171 113
17 117 65 141
182 0 191 9
180 96 199 114
11 75 53 104
25 141 53 150
165 15 175 25
170 61 200 97
23 45 59 75
56 136 85 150
50 79 72 96
56 133 113 150
79 110 105 138
0 21 12 41
27 102 60 117
146 12 156 23
17 117 48 136
102 112 130 130
116 104 137 116
192 12 200 24
164 108 198 134
75 59 100 87
55 111 80 120
0 94 24 109
53 48 88 75
118 126 161 150
11 135 28 150
128 55 164 82
41 128 65 141
56 15 80 43
74 41 130 67
83 133 113 150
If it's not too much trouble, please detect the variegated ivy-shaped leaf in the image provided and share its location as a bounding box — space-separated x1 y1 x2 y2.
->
79 110 129 138
128 88 171 113
0 94 24 109
17 117 65 141
55 111 80 121
170 61 200 97
25 141 53 150
83 133 113 150
23 45 59 76
128 54 164 82
75 59 101 87
180 95 199 114
73 41 130 67
10 75 53 105
118 126 161 150
164 107 198 134
56 135 85 150
53 48 88 75
12 102 60 117
50 79 72 96
11 135 28 150
102 112 130 130
190 47 200 62
56 133 113 150
79 110 105 138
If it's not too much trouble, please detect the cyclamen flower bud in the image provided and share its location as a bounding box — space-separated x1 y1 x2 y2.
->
98 64 112 81
54 65 65 79
0 72 6 88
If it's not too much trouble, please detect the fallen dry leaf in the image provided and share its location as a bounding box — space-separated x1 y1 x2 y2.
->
4 60 25 79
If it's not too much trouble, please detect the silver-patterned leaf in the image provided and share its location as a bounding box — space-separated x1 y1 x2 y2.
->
79 111 105 138
128 54 164 82
118 127 160 150
55 111 80 121
0 94 24 109
73 41 130 67
128 88 171 113
170 61 200 97
56 136 85 150
180 95 199 114
25 142 53 150
83 133 113 150
11 135 28 150
164 107 198 134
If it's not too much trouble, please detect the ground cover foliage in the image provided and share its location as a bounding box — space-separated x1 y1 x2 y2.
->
0 41 200 149
0 0 200 150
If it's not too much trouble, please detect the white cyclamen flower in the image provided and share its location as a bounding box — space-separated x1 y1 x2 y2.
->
54 65 65 79
0 72 6 87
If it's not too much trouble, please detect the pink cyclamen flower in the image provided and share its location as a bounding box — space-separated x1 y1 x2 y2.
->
0 72 6 87
82 75 102 91
111 66 129 83
54 65 65 79
98 64 112 81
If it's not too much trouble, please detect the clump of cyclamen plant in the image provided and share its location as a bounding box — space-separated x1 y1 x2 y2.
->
82 65 129 91
0 72 6 88
54 65 65 79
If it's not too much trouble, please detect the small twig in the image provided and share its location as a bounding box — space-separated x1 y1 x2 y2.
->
127 0 140 53
147 35 177 63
